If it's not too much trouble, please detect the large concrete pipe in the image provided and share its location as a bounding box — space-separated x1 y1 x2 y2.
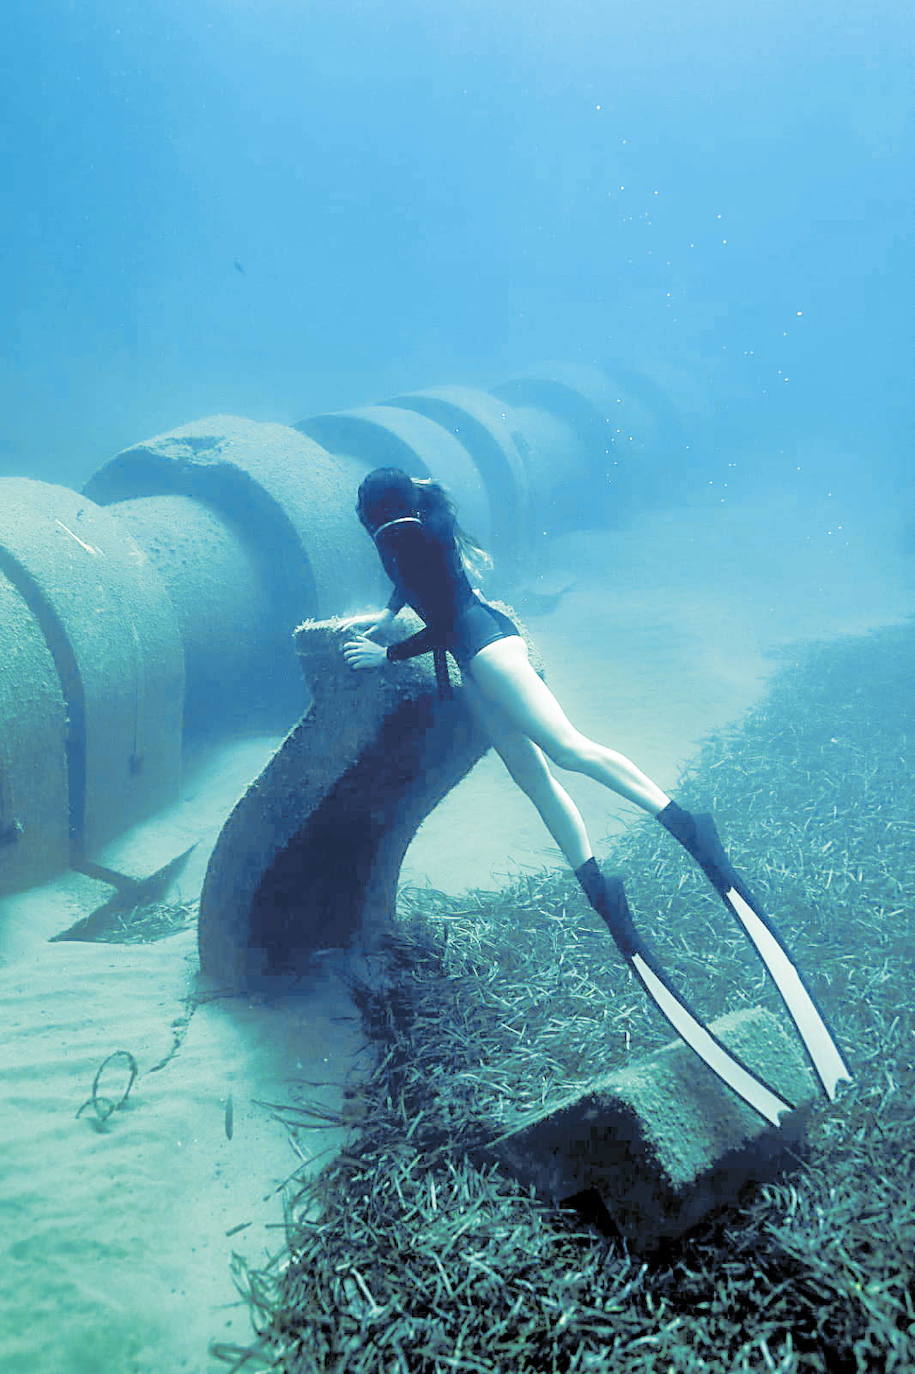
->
0 571 69 892
106 494 289 736
295 406 492 553
380 386 532 560
521 360 685 481
83 416 381 731
0 478 184 867
0 364 682 904
583 358 689 478
492 362 687 528
490 368 615 531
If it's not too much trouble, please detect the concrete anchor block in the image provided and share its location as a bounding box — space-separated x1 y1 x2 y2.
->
198 612 527 987
479 1005 818 1248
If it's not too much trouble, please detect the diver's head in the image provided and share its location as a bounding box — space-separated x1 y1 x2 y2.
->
356 467 418 534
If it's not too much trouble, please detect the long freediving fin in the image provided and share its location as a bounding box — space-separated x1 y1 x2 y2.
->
578 863 795 1127
659 805 852 1101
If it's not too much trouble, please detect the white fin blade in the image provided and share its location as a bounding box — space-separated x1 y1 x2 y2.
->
726 888 852 1098
631 954 794 1127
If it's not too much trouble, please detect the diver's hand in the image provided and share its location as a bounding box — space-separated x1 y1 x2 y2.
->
342 636 388 670
339 612 383 634
340 608 397 641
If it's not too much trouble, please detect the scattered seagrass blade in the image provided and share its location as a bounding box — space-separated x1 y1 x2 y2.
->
476 1005 818 1249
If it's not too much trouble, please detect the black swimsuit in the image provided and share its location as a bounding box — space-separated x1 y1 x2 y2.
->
373 516 521 694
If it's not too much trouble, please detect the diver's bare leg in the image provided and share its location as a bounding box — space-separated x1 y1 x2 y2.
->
460 674 594 868
465 636 671 815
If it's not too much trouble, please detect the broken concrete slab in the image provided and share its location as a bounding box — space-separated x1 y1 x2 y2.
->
0 868 118 963
479 1005 818 1248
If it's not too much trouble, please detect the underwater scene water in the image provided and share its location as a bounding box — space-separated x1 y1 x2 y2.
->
1 1 913 1371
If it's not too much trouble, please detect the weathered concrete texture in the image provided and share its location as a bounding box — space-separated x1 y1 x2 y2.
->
0 571 69 894
492 364 687 526
0 479 184 859
531 361 686 506
481 393 589 537
383 386 532 559
83 415 379 634
109 493 300 734
197 615 497 987
481 1005 817 1248
296 405 492 551
492 365 645 531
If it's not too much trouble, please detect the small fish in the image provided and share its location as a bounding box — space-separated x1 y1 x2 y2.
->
224 1092 234 1140
233 259 246 275
55 519 101 557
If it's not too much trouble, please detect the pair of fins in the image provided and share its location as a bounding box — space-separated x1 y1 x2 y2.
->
590 810 852 1127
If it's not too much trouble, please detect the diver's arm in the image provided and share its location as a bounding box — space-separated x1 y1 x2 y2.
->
385 626 437 661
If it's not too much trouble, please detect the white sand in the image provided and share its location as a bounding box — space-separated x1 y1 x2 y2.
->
1 494 911 1372
0 742 368 1373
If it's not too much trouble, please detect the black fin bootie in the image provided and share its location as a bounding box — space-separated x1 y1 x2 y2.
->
573 854 796 1124
656 801 746 898
574 857 642 959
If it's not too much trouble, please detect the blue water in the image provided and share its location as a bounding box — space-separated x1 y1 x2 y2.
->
2 0 913 513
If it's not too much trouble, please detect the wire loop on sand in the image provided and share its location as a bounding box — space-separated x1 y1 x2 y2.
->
76 1049 139 1127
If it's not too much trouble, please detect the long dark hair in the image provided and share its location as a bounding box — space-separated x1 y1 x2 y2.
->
356 467 492 579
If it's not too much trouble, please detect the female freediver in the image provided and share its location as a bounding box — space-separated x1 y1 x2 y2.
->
341 466 849 1119
341 466 680 905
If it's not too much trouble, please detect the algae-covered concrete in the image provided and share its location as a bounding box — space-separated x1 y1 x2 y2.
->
198 614 496 986
483 1005 818 1247
0 571 69 893
0 478 184 860
83 414 379 632
109 493 294 734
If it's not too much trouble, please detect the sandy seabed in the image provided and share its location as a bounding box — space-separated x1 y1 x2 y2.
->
0 495 911 1373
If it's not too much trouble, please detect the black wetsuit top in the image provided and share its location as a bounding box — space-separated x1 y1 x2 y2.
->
374 515 519 696
375 516 477 662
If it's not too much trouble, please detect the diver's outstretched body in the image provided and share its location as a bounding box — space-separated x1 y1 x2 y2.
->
345 467 850 1117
